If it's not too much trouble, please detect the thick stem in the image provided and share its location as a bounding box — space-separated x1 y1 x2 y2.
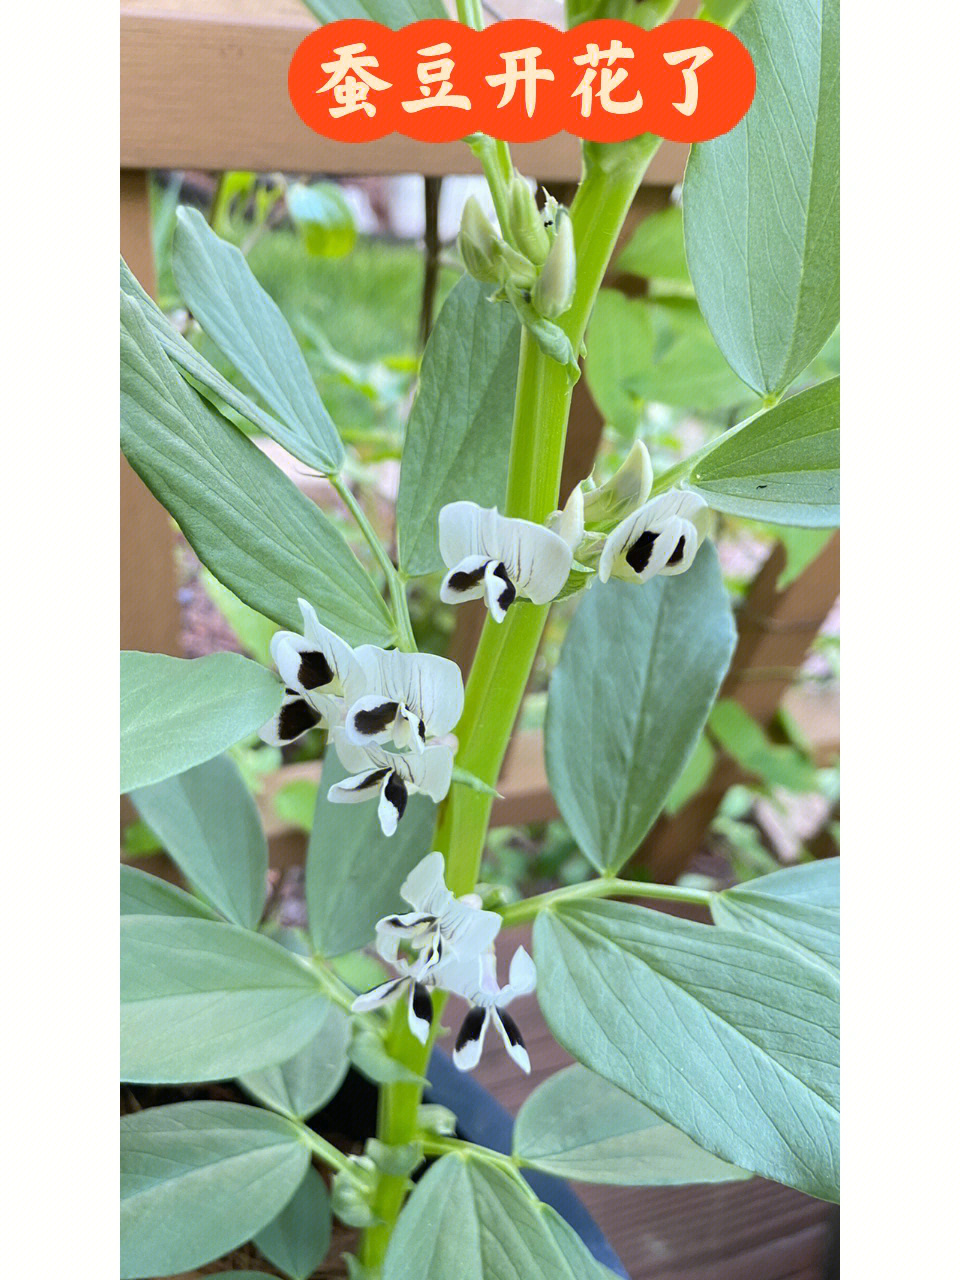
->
357 137 662 1274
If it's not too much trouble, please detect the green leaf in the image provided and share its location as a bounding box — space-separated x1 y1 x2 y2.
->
615 206 690 285
240 1006 352 1120
172 207 343 473
288 182 357 258
129 753 267 929
121 257 305 457
120 1101 309 1279
586 291 753 423
120 916 331 1082
120 651 282 793
514 1064 750 1185
540 1204 629 1280
708 700 820 794
120 865 219 920
683 0 839 394
711 858 839 974
273 778 320 833
545 546 735 872
301 0 445 27
254 1165 331 1280
534 899 839 1200
663 733 716 815
120 292 394 644
688 378 839 526
383 1154 599 1280
397 277 521 576
306 748 437 957
349 1028 427 1087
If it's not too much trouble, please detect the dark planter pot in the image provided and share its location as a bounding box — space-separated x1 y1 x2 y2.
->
314 1051 628 1279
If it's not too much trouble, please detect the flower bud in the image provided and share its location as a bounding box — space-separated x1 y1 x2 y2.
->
582 440 655 526
532 211 576 319
507 177 550 264
458 196 501 284
490 238 538 290
331 1163 379 1228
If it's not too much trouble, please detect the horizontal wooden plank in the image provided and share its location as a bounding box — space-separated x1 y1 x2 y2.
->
120 0 691 181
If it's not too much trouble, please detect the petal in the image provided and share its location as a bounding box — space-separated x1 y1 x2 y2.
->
377 772 407 837
483 560 516 623
407 743 455 804
259 689 321 746
434 950 484 1001
351 976 407 1014
327 767 391 805
496 517 572 604
344 695 401 748
501 946 537 1001
440 555 490 606
407 982 434 1044
330 728 391 776
441 898 502 959
438 502 485 569
657 518 701 576
394 706 425 754
452 1006 490 1071
554 483 585 551
400 852 450 914
353 648 465 741
492 1008 530 1073
597 510 640 583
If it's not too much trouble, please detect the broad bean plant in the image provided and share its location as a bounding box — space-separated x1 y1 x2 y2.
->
119 1 839 1276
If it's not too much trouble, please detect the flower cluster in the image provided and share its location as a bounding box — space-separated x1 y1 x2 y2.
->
352 853 536 1074
260 600 463 836
437 443 711 623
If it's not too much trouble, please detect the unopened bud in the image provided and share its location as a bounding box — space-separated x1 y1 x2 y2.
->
331 1164 379 1228
532 212 576 319
507 177 550 264
458 196 500 284
582 440 654 526
490 238 538 290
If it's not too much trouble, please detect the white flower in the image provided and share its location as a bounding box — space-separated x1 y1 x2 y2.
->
351 853 503 1043
444 945 538 1074
581 440 654 526
350 961 437 1044
259 599 363 745
547 483 585 554
598 490 710 585
345 647 464 755
374 852 501 975
438 501 573 623
328 733 455 837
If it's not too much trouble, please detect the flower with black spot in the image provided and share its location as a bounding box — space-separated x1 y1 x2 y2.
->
350 956 439 1045
438 501 573 623
259 599 363 746
344 646 464 756
445 944 537 1074
327 734 455 837
598 490 710 585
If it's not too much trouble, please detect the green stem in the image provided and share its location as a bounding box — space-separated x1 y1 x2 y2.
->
357 136 662 1275
498 877 714 928
331 474 417 652
420 1136 526 1185
297 1126 364 1182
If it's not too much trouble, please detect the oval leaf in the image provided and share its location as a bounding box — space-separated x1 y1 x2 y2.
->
688 377 839 526
711 858 839 974
254 1165 331 1279
514 1064 751 1186
240 1005 352 1120
534 899 839 1200
120 1101 308 1279
120 292 394 645
120 916 331 1082
120 651 282 794
383 1154 602 1280
545 545 735 872
129 753 268 930
172 207 344 473
120 865 219 920
684 0 839 394
306 748 437 957
398 277 521 577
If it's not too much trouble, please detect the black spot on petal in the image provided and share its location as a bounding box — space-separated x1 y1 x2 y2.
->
456 1006 487 1052
353 701 400 735
384 771 408 821
492 563 516 612
666 535 686 566
347 767 391 793
411 983 434 1028
277 697 321 742
297 650 335 690
418 719 426 742
447 563 489 592
497 1009 525 1049
625 530 658 574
